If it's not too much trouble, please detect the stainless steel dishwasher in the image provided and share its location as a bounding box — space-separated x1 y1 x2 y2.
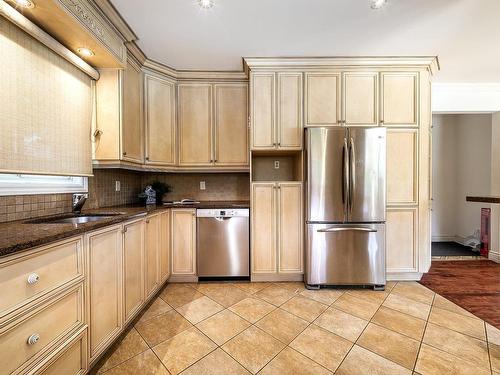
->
197 208 249 278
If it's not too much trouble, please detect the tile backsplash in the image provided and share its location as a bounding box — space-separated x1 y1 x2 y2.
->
0 170 250 223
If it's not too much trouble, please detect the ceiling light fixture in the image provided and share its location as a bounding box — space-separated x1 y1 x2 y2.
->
76 47 95 57
198 0 214 9
14 0 35 8
371 0 387 9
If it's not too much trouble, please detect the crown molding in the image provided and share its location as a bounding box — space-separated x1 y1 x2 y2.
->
92 0 137 42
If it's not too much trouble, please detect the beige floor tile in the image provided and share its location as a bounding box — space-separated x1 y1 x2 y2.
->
432 294 477 319
280 295 328 322
332 293 380 320
273 282 306 293
260 347 332 375
289 324 352 372
423 323 490 370
200 284 249 307
415 344 491 375
254 284 299 306
153 327 217 375
336 345 412 375
371 306 426 340
101 350 169 375
486 323 500 345
179 348 250 375
255 308 309 344
135 309 192 346
196 309 251 345
428 306 486 340
300 288 343 305
490 342 500 373
229 297 276 323
357 323 420 370
346 289 389 305
385 281 397 291
97 328 149 373
391 282 435 305
383 293 431 321
314 307 368 342
137 298 173 324
160 284 205 308
233 282 270 294
222 326 285 374
175 296 224 324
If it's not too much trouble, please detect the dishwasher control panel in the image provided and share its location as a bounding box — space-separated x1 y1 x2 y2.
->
196 209 249 218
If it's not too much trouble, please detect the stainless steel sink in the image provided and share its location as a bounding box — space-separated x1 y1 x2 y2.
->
25 213 124 225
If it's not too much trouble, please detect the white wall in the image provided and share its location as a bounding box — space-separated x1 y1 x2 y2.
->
432 114 492 242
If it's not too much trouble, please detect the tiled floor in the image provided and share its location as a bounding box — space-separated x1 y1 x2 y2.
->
92 281 500 375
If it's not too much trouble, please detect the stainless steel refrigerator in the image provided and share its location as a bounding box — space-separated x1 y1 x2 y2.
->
305 127 386 290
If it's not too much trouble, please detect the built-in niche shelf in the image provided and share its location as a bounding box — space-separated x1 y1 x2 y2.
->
251 153 303 182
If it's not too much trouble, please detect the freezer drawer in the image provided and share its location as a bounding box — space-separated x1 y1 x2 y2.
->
305 223 385 287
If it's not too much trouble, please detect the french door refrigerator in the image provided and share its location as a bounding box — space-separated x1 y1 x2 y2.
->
305 127 386 290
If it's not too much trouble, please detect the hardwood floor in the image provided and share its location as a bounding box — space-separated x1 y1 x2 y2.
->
419 260 500 328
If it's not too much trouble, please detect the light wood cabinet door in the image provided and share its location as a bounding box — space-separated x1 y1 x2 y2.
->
278 183 303 273
160 210 171 282
178 84 213 166
251 73 275 149
386 208 418 273
86 225 122 361
144 74 176 165
171 209 196 275
123 219 144 323
251 183 277 273
381 72 419 126
122 60 143 163
305 72 341 126
277 73 303 149
214 84 249 166
145 214 161 298
343 72 379 126
39 328 88 375
387 130 418 205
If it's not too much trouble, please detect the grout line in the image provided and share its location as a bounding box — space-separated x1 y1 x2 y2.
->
412 291 435 373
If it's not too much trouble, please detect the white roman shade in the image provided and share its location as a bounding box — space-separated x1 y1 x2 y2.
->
0 17 93 176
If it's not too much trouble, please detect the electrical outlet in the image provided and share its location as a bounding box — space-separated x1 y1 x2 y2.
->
274 161 280 169
200 181 206 190
115 181 121 192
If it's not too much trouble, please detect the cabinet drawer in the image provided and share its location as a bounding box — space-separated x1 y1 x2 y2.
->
0 284 84 375
0 237 83 320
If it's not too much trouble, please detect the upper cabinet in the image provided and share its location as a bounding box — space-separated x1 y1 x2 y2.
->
144 74 176 166
178 82 249 168
380 72 419 127
122 60 144 163
305 72 341 126
343 72 379 126
251 72 303 151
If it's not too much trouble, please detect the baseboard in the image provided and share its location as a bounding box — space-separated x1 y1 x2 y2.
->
168 275 198 283
251 273 304 282
431 236 456 242
489 251 500 263
387 272 423 281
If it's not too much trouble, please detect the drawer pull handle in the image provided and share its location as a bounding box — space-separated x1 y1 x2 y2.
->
27 273 40 285
27 333 40 345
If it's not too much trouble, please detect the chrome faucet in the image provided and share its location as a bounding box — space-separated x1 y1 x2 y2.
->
72 193 88 214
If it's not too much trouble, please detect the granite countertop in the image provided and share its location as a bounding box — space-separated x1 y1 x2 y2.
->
0 201 249 258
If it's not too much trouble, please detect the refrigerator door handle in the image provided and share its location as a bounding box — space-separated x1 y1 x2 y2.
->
317 227 377 233
349 137 356 213
342 138 349 211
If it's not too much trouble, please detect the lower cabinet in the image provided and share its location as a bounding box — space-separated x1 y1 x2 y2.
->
386 207 418 273
171 209 197 277
145 213 161 299
159 210 171 282
251 182 303 277
86 225 123 363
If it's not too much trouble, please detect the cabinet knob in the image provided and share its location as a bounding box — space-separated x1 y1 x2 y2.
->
122 227 128 234
123 152 127 156
27 273 40 285
27 333 40 345
380 120 384 124
146 219 150 224
145 156 149 161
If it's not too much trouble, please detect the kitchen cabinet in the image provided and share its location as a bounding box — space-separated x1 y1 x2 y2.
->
144 74 176 166
381 72 419 127
386 208 418 273
171 209 197 277
86 225 123 362
251 182 303 275
343 72 379 126
123 218 145 324
305 72 341 126
159 210 171 282
251 72 303 150
145 213 161 299
122 60 144 163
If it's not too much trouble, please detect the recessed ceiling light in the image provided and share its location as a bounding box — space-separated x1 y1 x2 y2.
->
14 0 35 8
371 0 387 9
76 47 95 57
198 0 214 9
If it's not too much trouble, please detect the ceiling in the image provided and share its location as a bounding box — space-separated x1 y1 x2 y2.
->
111 0 500 82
